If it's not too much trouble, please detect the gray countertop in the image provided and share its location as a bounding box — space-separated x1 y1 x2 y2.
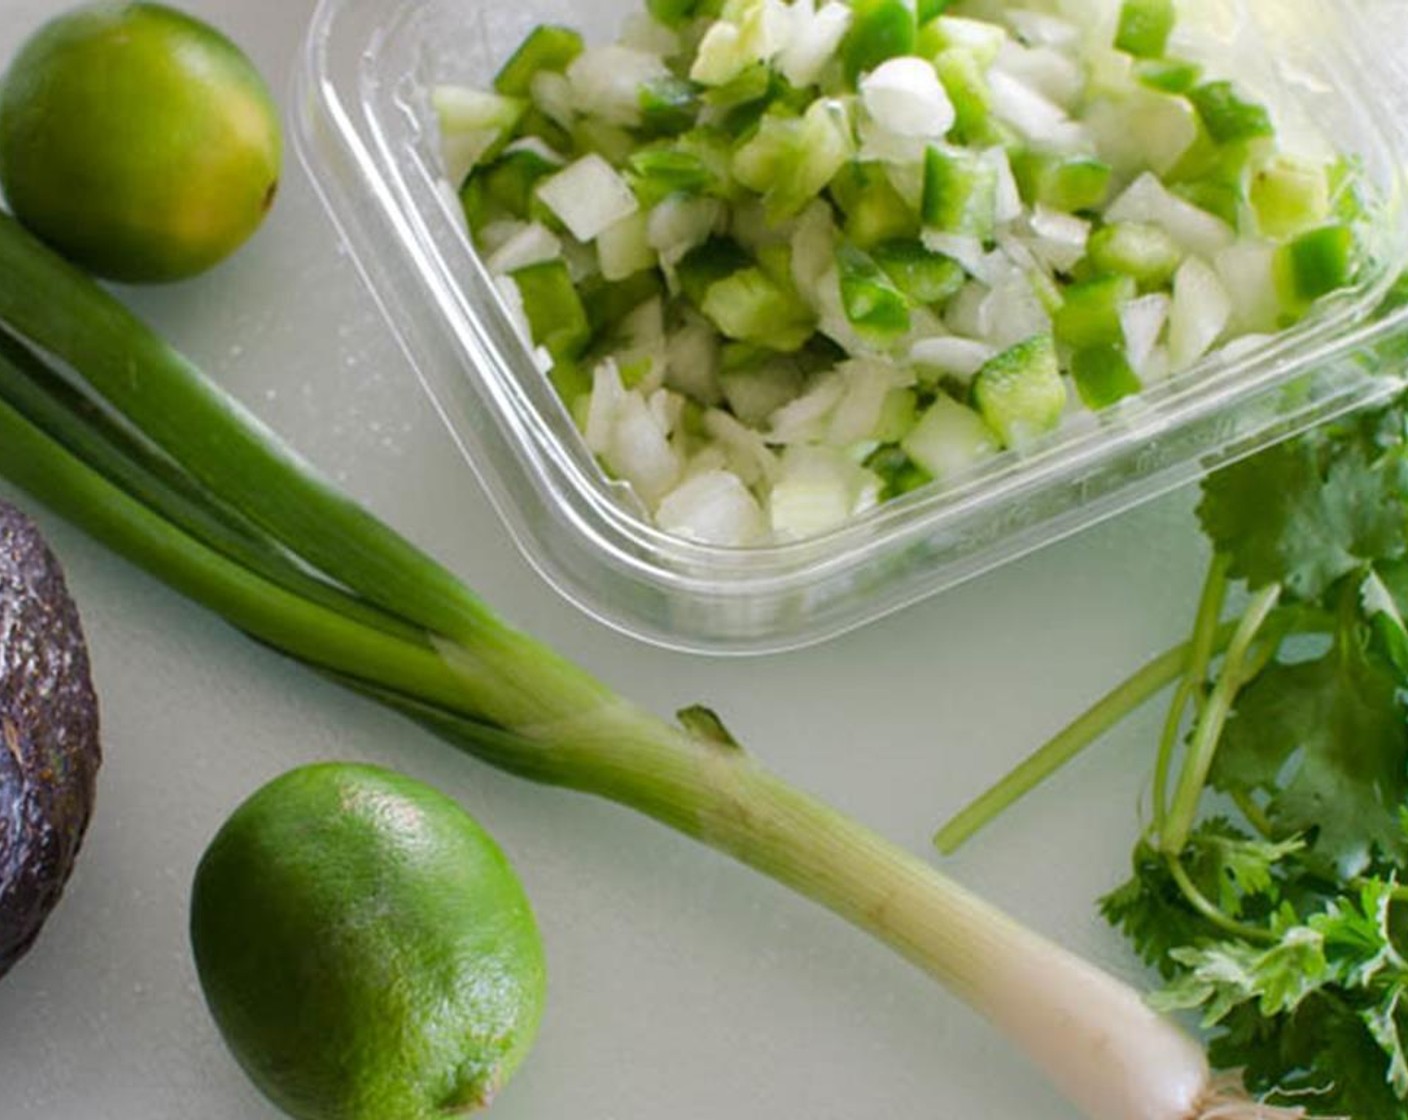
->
0 2 1214 1117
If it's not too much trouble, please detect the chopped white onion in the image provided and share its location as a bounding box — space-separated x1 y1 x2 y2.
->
768 446 866 539
647 195 724 259
826 359 909 446
721 362 805 427
984 146 1025 225
1167 257 1232 373
858 115 932 166
567 45 668 126
986 70 1070 141
431 85 522 185
604 389 682 504
1005 9 1081 50
1106 173 1235 260
921 231 988 278
1214 240 1281 335
618 11 680 55
909 336 998 380
536 154 639 242
492 274 535 352
993 41 1083 108
528 70 575 129
485 222 562 274
1027 206 1091 273
945 280 992 340
791 201 838 301
1119 294 1172 377
778 0 851 87
901 395 1000 482
704 409 780 486
656 470 768 545
585 359 627 455
769 371 847 444
664 313 723 406
861 57 956 138
1084 91 1198 177
979 263 1053 349
597 211 655 281
933 14 1008 61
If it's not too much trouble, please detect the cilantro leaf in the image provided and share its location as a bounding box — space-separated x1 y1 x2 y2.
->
1364 560 1408 676
1101 820 1300 977
1197 433 1408 601
1364 984 1408 1100
1212 642 1408 876
1100 839 1214 979
1196 825 1304 919
1214 992 1404 1118
1312 877 1408 989
1149 878 1408 1119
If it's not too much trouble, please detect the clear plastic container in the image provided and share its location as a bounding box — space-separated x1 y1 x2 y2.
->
293 0 1408 654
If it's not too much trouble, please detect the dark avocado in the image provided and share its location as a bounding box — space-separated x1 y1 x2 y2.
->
0 500 99 977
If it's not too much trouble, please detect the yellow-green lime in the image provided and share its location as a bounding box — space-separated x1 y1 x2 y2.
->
190 763 547 1120
0 2 282 283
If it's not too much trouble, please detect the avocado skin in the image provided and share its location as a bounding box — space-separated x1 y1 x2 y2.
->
0 501 100 978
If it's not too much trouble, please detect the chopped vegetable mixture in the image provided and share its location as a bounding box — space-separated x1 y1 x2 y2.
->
437 0 1365 545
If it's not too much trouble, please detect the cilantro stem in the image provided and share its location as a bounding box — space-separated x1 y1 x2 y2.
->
933 623 1236 854
1161 584 1282 857
1230 790 1276 840
1163 853 1277 945
1152 555 1230 838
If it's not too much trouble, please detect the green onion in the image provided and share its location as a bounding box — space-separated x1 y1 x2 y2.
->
0 213 493 645
0 206 1306 1120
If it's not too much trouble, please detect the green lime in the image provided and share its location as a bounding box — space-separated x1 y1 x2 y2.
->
189 763 547 1120
0 2 282 283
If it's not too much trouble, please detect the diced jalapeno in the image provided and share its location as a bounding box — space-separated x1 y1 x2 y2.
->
493 25 584 96
1115 0 1176 59
1072 346 1141 410
922 146 998 239
511 260 592 360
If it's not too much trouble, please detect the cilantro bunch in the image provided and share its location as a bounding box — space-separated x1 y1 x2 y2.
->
939 357 1408 1115
1107 400 1408 1117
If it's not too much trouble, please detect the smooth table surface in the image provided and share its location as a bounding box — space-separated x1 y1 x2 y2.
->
0 2 1215 1117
